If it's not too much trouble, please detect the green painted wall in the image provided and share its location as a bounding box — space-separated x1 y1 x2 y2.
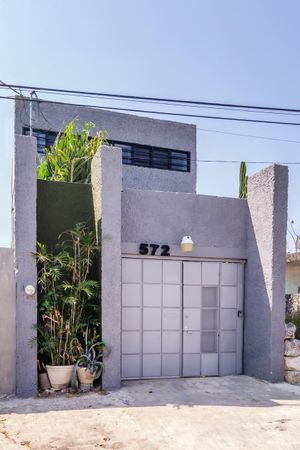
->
37 180 94 250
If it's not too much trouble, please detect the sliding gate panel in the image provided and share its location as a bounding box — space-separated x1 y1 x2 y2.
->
183 262 219 376
121 258 243 379
121 259 182 379
219 262 244 375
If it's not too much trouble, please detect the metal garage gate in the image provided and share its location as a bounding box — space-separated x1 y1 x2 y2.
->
121 258 244 379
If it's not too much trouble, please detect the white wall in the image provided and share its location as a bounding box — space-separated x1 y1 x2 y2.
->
286 263 300 295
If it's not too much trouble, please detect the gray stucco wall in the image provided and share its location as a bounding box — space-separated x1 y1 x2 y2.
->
244 165 288 382
14 99 196 193
92 146 122 389
13 135 37 396
122 189 247 258
10 128 288 389
0 248 16 395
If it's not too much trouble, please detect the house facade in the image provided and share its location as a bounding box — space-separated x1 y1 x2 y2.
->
0 98 288 395
286 253 300 295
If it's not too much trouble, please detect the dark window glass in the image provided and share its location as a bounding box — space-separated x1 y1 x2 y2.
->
152 149 169 170
171 151 189 172
132 147 151 167
119 144 133 165
23 128 57 154
22 130 191 173
110 140 190 173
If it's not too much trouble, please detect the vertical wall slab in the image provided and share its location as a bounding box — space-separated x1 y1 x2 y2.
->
0 248 16 395
245 164 288 382
13 135 37 395
92 146 122 389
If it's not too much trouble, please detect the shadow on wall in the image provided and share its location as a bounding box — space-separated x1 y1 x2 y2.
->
244 211 272 380
0 248 16 396
36 176 102 300
37 180 95 250
36 178 102 369
243 164 287 383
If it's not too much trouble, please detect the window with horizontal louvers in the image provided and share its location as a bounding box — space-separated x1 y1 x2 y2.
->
22 128 191 173
23 128 57 154
112 141 190 173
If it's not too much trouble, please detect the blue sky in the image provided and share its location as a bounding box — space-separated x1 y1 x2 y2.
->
1 0 300 248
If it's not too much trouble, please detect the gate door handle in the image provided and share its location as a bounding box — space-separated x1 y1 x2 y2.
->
184 326 193 334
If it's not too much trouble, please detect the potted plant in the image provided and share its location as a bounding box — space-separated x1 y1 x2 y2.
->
38 360 51 391
71 329 108 392
36 223 100 391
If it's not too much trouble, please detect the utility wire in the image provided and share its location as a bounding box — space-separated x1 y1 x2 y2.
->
1 85 299 117
196 127 300 144
195 159 300 165
2 94 300 127
3 82 300 114
0 81 22 96
2 89 300 164
4 87 300 144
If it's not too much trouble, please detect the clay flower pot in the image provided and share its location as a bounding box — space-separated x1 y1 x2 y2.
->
77 367 95 391
39 372 51 391
46 365 73 391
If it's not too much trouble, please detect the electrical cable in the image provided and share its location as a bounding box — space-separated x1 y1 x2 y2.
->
2 94 300 127
194 159 300 165
1 85 299 117
196 127 300 144
3 82 300 114
2 89 300 165
0 81 22 96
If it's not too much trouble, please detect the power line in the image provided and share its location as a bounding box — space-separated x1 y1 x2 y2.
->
1 87 298 144
195 159 300 165
3 82 300 114
1 93 299 165
2 94 300 127
1 85 299 117
0 81 22 96
196 127 300 144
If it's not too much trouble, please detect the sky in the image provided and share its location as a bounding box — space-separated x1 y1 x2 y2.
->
1 0 300 248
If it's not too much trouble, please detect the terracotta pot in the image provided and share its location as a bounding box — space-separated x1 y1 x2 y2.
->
46 365 73 391
77 367 95 391
39 372 51 391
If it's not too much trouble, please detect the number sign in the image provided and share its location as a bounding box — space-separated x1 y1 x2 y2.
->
139 243 170 257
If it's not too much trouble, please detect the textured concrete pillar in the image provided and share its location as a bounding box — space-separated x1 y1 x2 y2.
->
0 248 16 395
91 146 122 389
13 135 38 395
244 164 288 382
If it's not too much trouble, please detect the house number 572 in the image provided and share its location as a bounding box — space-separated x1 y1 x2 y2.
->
139 243 170 257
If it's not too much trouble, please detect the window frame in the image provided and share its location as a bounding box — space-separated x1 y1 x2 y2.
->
109 140 191 173
23 127 57 154
22 128 191 173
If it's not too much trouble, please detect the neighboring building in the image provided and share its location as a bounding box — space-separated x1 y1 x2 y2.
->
285 253 300 317
286 252 300 295
0 98 288 395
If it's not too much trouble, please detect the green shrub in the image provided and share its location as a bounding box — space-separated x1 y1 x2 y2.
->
37 120 107 183
36 223 100 365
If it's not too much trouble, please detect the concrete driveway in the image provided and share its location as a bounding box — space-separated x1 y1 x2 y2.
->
1 376 300 449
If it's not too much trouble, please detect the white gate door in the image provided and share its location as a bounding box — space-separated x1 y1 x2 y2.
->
182 261 243 377
121 258 243 379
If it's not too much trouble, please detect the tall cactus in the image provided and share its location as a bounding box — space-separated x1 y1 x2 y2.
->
239 161 248 199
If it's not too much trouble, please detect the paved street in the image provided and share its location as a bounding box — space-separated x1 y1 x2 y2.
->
1 376 300 449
